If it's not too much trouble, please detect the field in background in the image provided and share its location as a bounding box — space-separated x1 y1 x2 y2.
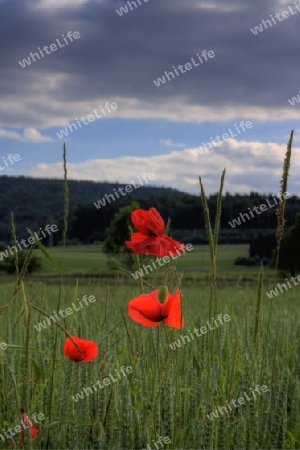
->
24 244 279 281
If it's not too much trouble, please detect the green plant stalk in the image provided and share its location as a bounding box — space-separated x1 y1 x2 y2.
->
199 176 217 359
199 176 216 286
27 302 85 356
253 267 263 348
10 212 19 280
22 299 33 450
212 169 226 320
199 172 226 361
104 285 110 332
213 169 226 258
63 142 69 256
26 228 61 275
134 253 144 294
47 284 62 430
45 144 69 447
275 130 293 271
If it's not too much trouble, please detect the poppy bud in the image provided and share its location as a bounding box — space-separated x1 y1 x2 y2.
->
99 361 108 373
92 421 105 441
158 285 168 303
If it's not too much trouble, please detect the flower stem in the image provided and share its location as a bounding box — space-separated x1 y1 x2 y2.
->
135 253 144 294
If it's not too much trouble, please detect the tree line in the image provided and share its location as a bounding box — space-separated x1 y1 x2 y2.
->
0 175 299 245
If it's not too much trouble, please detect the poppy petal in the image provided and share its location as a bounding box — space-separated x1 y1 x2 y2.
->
156 236 185 257
125 235 162 256
30 427 39 438
125 232 148 252
22 416 33 427
20 413 40 443
131 208 165 235
161 290 184 329
128 290 163 327
125 235 184 258
63 336 98 362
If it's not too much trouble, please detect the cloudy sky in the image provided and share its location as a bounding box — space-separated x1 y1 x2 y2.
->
0 0 300 195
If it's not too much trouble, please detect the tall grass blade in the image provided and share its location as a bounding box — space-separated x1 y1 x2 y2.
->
213 169 226 257
26 228 61 275
63 142 69 250
275 130 293 270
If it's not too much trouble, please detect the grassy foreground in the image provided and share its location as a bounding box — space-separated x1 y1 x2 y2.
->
0 279 299 449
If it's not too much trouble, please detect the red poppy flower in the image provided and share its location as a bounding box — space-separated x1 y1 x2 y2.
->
63 336 98 363
30 427 39 437
128 289 184 329
20 412 40 444
125 208 185 257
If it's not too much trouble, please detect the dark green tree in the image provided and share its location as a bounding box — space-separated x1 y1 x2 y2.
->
249 232 276 259
0 251 41 274
277 213 300 276
102 201 140 270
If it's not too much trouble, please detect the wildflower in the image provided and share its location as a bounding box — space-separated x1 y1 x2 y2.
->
20 410 39 445
63 336 98 362
125 207 184 257
128 288 184 329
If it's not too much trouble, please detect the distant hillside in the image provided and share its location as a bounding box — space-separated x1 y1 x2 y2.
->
0 175 299 244
0 175 182 242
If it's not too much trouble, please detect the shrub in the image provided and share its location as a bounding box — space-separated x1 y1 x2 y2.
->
0 251 42 274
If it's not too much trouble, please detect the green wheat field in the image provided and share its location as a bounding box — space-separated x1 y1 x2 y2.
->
1 277 299 449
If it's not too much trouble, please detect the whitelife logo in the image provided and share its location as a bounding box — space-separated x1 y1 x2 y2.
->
116 0 150 16
0 153 21 170
266 274 300 299
250 2 300 35
71 366 133 402
34 295 96 331
93 172 155 209
288 89 300 106
191 121 253 157
132 244 193 279
142 436 172 450
206 385 269 421
228 192 290 228
56 102 118 139
0 224 58 261
0 412 45 442
0 342 7 351
18 31 81 68
153 50 215 87
169 314 231 350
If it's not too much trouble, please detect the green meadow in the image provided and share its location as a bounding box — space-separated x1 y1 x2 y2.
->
29 244 274 281
0 240 299 449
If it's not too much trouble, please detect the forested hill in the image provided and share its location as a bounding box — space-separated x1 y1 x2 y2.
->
0 175 178 241
0 175 299 244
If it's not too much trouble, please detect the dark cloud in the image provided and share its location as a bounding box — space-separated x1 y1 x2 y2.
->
0 0 300 128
